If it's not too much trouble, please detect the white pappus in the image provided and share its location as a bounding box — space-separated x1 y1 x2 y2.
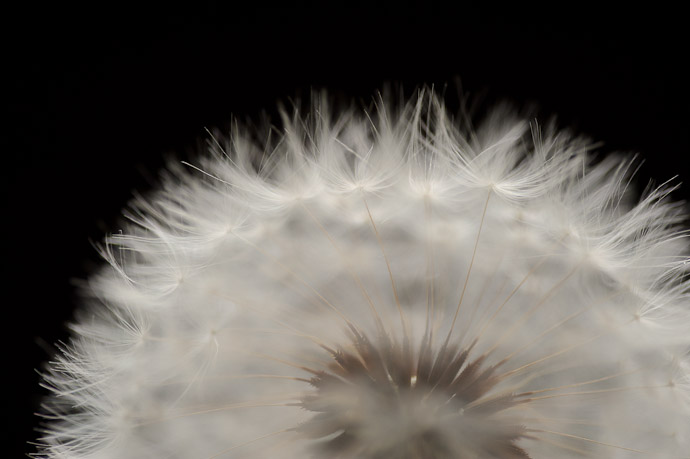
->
36 89 690 458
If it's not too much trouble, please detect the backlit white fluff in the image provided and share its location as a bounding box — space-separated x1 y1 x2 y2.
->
37 90 690 458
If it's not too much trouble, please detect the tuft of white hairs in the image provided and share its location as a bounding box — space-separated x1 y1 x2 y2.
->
36 89 690 458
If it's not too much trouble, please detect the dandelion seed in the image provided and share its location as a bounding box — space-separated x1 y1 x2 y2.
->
36 89 690 458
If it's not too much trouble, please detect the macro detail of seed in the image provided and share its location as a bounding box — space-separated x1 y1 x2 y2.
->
35 90 690 458
299 327 529 458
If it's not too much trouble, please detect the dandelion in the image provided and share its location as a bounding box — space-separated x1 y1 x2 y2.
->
36 89 690 458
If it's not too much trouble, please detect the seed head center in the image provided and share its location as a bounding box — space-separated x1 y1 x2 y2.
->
298 328 530 458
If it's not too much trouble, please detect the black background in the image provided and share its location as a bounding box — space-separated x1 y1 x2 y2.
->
5 2 688 455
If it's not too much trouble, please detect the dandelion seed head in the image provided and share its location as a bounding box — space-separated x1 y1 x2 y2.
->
35 89 690 458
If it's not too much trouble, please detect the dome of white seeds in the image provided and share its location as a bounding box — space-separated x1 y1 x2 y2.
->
38 91 690 458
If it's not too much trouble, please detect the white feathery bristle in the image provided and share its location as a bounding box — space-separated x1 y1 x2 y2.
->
36 90 690 458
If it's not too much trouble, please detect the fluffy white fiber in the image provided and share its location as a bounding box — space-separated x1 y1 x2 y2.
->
37 90 690 458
